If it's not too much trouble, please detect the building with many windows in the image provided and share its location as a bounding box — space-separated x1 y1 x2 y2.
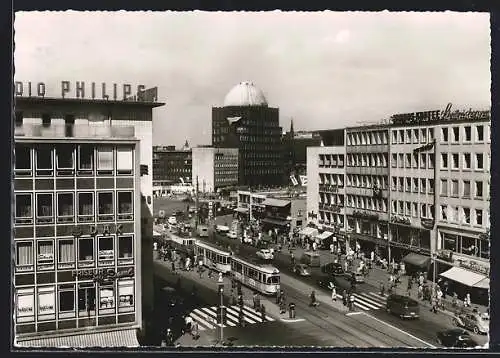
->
345 126 390 256
306 105 491 304
13 95 164 347
152 143 192 188
212 82 283 188
306 129 346 247
191 146 239 194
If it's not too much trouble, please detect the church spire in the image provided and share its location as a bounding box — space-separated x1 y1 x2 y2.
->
290 118 295 138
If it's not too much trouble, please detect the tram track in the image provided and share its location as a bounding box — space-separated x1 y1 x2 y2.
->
281 282 427 348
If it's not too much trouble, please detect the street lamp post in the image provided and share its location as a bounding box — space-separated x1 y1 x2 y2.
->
217 276 225 345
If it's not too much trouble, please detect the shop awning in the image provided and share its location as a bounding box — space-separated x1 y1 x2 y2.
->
440 266 487 287
16 328 139 348
234 207 249 213
316 231 333 240
474 277 490 290
402 253 431 268
300 227 318 236
261 217 288 226
262 198 290 207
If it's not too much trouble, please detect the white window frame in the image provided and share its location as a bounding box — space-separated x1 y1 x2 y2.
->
117 191 134 220
37 240 54 265
77 144 94 172
441 153 448 169
58 239 75 265
118 279 135 312
97 147 114 173
78 237 94 262
36 193 54 224
452 127 460 142
98 236 115 261
441 127 448 143
77 192 95 222
99 284 116 312
476 153 484 170
16 288 35 322
15 144 32 173
56 145 75 170
464 126 472 142
58 285 76 318
97 191 114 221
15 193 33 225
440 179 448 196
116 147 134 175
57 192 74 223
463 153 471 170
475 209 483 226
451 153 459 170
15 241 34 271
118 235 134 261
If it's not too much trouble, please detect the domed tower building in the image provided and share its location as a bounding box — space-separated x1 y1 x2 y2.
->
212 82 283 188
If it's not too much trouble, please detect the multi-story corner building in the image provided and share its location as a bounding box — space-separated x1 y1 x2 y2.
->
212 82 283 188
345 126 390 255
388 113 438 261
152 143 192 188
306 129 346 246
191 146 239 194
13 93 164 347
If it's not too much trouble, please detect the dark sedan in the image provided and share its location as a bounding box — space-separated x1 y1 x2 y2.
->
316 274 354 292
321 262 345 276
437 328 479 348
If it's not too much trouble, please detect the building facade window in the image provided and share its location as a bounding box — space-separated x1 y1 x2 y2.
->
476 125 484 142
16 241 34 270
58 285 75 318
452 127 459 142
78 238 94 263
99 285 115 313
117 192 133 220
36 193 53 224
98 236 114 262
463 180 471 198
78 145 94 174
117 147 133 175
476 153 484 170
451 180 459 197
451 153 459 169
37 240 54 266
118 236 133 260
15 144 31 175
56 144 74 174
464 126 472 142
441 153 448 169
58 239 75 266
463 153 471 169
37 286 55 320
16 288 35 322
118 280 134 312
78 283 96 317
441 127 448 142
98 192 114 221
440 179 448 196
57 193 74 223
15 193 32 225
78 192 94 222
35 145 53 176
97 147 113 174
475 181 484 198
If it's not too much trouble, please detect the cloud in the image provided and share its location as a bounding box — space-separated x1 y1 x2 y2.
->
334 29 351 44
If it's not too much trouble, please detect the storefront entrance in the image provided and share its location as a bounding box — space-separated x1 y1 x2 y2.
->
78 283 96 327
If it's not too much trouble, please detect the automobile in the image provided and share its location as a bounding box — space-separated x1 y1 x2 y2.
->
436 328 479 348
226 231 238 239
256 249 274 260
243 236 253 244
386 294 420 319
316 274 353 292
452 312 489 335
167 216 177 225
321 262 345 276
293 264 311 276
344 271 365 283
215 225 230 234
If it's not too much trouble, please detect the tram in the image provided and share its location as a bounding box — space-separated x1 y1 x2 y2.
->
231 256 280 296
194 240 232 274
169 234 196 257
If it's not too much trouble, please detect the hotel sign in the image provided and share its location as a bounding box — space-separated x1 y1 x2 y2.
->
391 103 490 125
14 81 158 102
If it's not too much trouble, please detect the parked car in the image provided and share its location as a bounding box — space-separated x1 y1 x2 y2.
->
168 216 177 225
344 271 365 283
256 249 274 260
385 294 420 319
321 262 344 276
216 225 230 234
452 312 489 335
293 264 311 277
243 236 253 244
226 231 238 239
437 328 479 348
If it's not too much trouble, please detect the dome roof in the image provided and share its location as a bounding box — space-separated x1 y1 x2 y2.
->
223 81 268 107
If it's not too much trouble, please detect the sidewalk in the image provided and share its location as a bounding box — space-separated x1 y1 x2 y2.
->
282 245 488 317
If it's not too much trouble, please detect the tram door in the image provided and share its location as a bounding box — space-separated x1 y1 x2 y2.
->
78 283 96 327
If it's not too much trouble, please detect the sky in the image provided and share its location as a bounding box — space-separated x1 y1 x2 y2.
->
14 11 491 147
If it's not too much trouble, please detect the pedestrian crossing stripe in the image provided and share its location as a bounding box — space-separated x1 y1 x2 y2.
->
334 291 387 312
189 305 275 331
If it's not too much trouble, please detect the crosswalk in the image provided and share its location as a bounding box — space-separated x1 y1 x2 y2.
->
188 304 275 331
335 291 388 312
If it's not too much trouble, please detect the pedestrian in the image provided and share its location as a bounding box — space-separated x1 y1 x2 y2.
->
288 302 296 319
171 261 176 273
291 252 295 266
331 284 337 301
465 292 471 307
344 260 348 273
166 328 174 346
452 292 458 308
342 289 348 306
253 292 258 310
407 278 412 296
349 293 355 311
276 288 281 304
260 304 266 322
380 282 385 296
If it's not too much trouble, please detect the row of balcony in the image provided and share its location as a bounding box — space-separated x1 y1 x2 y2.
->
319 203 344 212
318 184 343 192
15 120 135 139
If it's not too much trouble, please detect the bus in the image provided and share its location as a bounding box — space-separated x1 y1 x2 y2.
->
231 256 280 296
194 240 232 274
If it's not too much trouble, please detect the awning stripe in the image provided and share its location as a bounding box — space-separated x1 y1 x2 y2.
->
300 227 318 236
16 328 139 348
440 266 486 287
